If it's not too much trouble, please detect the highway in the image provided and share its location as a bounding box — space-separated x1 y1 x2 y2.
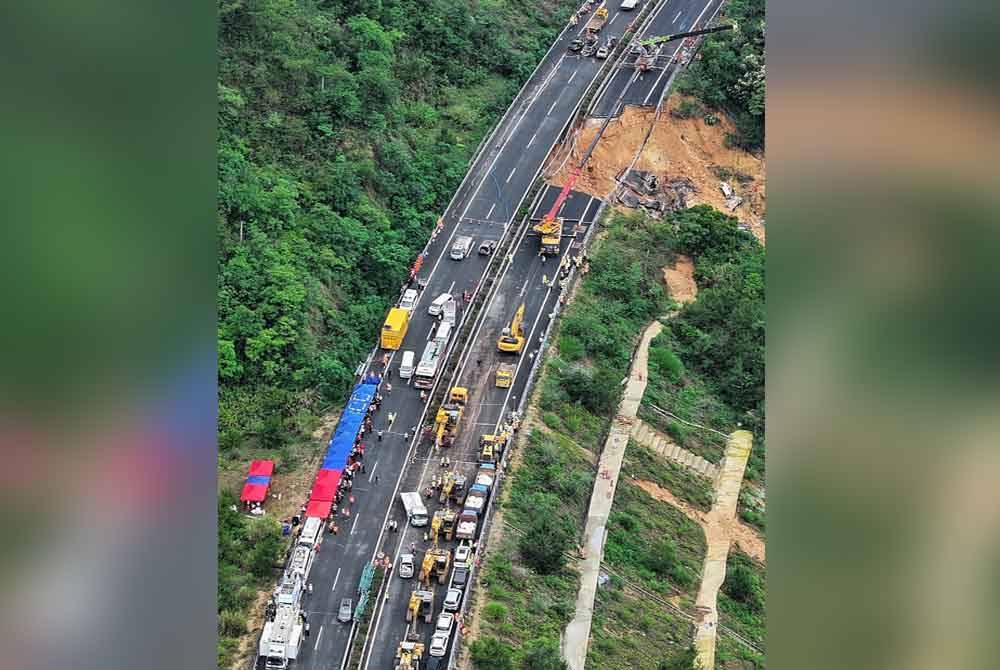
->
359 187 601 670
591 0 727 117
293 4 634 669
289 0 728 667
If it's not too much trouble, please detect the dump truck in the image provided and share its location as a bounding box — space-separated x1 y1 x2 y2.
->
586 6 608 33
406 589 434 624
464 484 490 514
495 362 515 388
394 636 425 670
381 308 410 350
455 509 478 540
434 387 468 448
476 463 497 489
497 304 525 353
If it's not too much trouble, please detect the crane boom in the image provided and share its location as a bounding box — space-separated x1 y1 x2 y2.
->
639 23 737 48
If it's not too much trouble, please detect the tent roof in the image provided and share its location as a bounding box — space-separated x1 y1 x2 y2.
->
248 460 274 477
305 499 332 519
240 482 268 502
311 469 342 502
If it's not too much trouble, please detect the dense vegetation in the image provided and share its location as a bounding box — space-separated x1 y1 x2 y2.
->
218 0 572 453
217 0 573 666
717 551 766 667
678 0 765 150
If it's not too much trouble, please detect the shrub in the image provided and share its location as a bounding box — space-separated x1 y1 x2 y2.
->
519 513 572 575
723 561 764 612
218 609 247 637
649 345 684 382
542 412 562 430
522 637 566 670
643 538 678 577
470 637 515 670
671 99 701 119
483 601 509 621
666 421 688 445
558 334 584 361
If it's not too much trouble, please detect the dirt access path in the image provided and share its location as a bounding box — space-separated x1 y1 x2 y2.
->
562 319 663 670
548 98 766 243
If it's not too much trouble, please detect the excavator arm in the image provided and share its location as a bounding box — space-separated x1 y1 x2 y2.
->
639 23 737 48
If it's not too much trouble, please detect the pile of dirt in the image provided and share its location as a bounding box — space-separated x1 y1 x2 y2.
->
547 97 766 243
663 255 697 305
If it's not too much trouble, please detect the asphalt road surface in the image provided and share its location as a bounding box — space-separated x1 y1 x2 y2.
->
359 187 602 670
591 0 728 117
293 4 632 668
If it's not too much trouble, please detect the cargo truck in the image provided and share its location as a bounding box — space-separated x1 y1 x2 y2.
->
464 484 489 514
413 341 441 389
381 308 409 350
454 509 478 540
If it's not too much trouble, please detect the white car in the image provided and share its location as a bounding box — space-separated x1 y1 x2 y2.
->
398 553 415 579
435 612 454 635
399 288 418 311
443 588 462 612
453 544 472 567
429 632 449 657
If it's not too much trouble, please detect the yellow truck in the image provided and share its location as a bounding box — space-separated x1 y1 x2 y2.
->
381 308 410 350
495 363 515 388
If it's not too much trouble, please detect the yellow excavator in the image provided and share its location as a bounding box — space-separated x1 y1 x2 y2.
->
430 508 456 543
497 304 525 353
394 635 425 670
405 588 434 624
438 471 455 504
419 547 451 585
434 387 468 448
479 432 508 463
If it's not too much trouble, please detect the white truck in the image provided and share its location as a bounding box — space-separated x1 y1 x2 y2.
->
400 491 429 527
413 341 442 390
258 603 304 670
442 298 457 326
298 516 321 548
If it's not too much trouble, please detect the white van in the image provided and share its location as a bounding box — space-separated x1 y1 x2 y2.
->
400 491 429 527
620 0 638 9
450 235 473 260
428 292 452 316
399 288 418 312
433 322 452 347
398 350 416 379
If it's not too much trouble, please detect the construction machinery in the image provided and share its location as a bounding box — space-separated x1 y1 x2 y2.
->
405 589 434 624
430 508 457 543
495 362 515 388
635 24 737 72
497 304 526 353
394 635 425 670
438 471 456 504
433 387 468 448
479 432 507 464
420 547 452 585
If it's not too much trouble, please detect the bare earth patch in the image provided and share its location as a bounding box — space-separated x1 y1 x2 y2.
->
548 98 766 243
663 254 698 305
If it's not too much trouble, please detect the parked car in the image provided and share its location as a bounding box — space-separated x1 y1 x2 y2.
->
443 588 462 612
568 39 583 52
337 598 353 623
450 565 470 591
478 239 497 255
582 44 596 57
435 613 455 636
454 544 472 567
398 553 415 579
596 46 609 59
429 632 449 657
399 288 418 311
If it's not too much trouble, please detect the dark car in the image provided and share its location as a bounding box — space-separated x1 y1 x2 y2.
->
478 240 497 255
450 566 470 591
337 598 353 623
568 39 583 52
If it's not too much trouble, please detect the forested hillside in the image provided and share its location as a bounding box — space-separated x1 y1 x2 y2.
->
216 1 574 665
217 0 572 453
678 0 765 150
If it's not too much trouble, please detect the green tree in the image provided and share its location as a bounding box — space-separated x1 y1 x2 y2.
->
470 636 515 670
522 637 566 670
519 512 572 575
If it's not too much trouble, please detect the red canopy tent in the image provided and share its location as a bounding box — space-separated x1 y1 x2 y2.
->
248 460 274 477
305 499 332 519
240 482 268 503
311 469 342 502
